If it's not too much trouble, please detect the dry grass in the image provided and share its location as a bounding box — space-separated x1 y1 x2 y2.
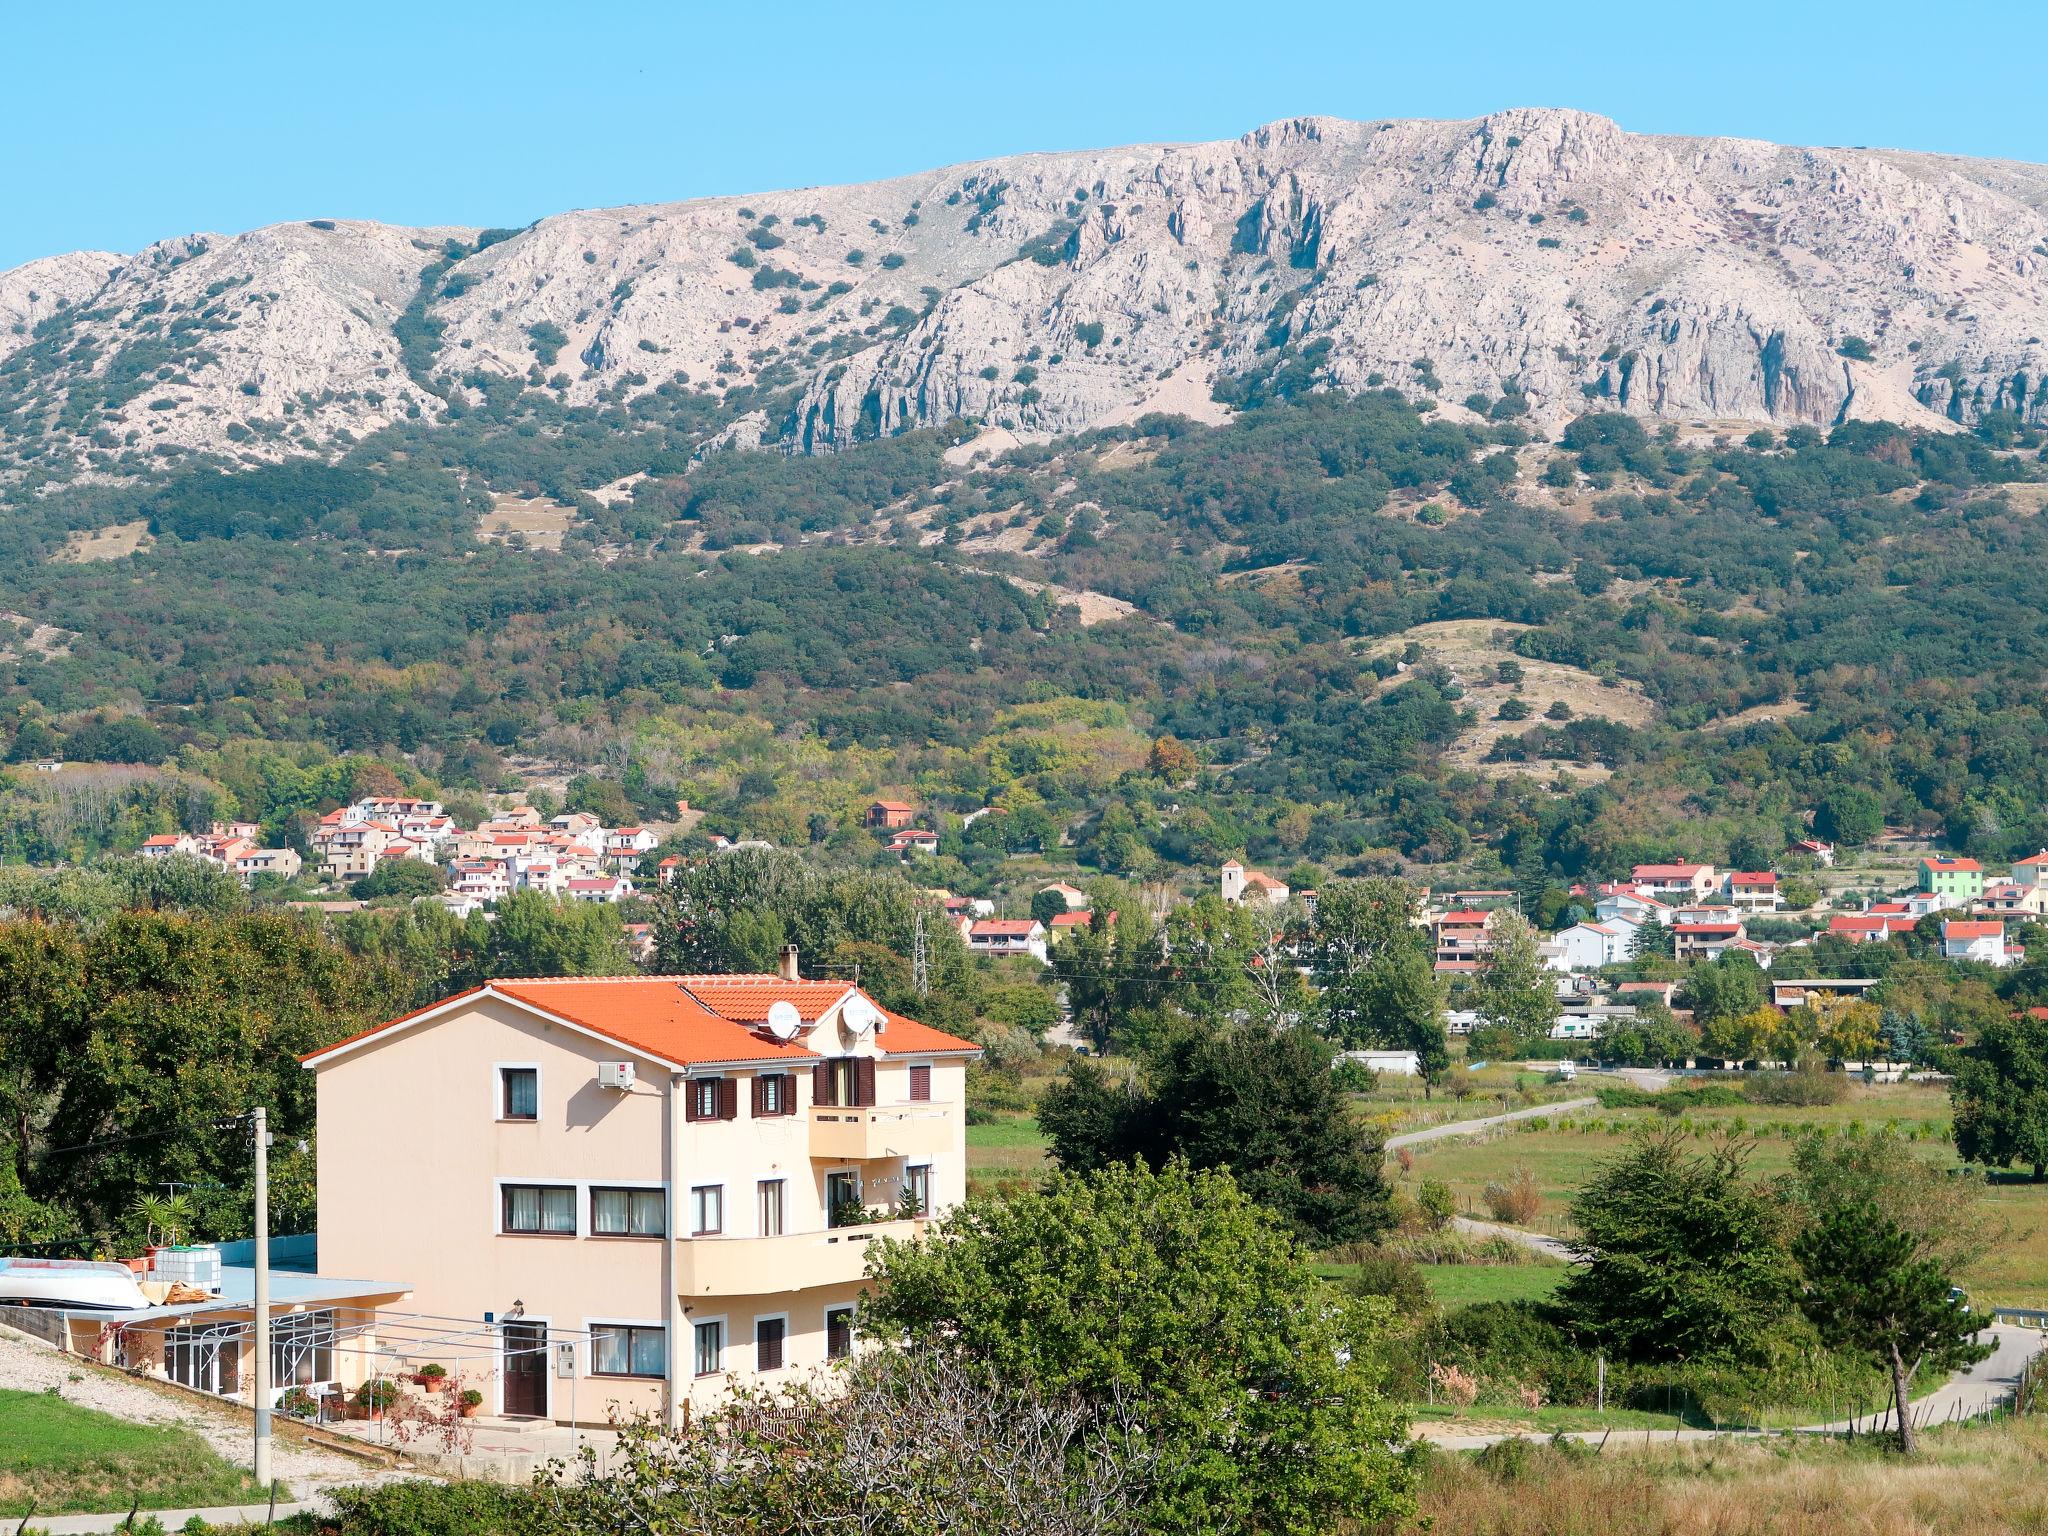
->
54 519 154 562
1362 619 1656 779
1393 1416 2048 1535
481 492 578 550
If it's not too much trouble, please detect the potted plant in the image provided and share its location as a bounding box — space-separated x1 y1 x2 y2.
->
416 1362 448 1392
279 1387 318 1420
353 1379 399 1421
458 1388 483 1419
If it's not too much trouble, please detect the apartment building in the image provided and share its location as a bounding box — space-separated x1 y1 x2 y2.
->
303 952 978 1425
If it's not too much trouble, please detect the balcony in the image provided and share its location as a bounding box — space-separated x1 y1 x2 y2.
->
808 1103 953 1161
674 1219 923 1297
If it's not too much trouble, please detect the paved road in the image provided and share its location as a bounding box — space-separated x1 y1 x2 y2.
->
1419 1323 2042 1450
1386 1096 1596 1149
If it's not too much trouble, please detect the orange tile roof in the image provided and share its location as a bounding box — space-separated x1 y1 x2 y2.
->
1923 857 1983 873
677 976 852 1022
1943 921 2004 939
302 977 820 1069
876 1007 983 1056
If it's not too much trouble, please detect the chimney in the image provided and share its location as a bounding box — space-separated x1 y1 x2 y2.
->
778 944 801 982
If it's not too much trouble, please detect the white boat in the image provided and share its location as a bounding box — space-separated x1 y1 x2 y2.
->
0 1256 149 1310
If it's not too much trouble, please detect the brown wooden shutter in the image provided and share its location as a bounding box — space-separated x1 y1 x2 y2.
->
909 1064 931 1103
719 1078 738 1120
813 1061 835 1107
757 1317 785 1371
855 1057 877 1107
684 1080 704 1123
750 1074 765 1118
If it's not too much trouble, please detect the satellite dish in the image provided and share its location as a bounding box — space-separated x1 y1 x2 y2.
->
765 1000 803 1041
841 995 880 1035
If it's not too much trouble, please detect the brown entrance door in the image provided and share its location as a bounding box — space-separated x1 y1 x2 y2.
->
502 1320 547 1418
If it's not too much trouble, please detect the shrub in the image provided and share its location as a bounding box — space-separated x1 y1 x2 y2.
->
1746 1068 1847 1106
1417 1179 1457 1230
880 253 906 269
1482 1165 1542 1225
327 1480 540 1536
1336 1247 1433 1315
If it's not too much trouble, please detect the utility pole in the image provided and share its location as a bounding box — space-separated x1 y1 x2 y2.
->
251 1106 271 1492
912 907 929 997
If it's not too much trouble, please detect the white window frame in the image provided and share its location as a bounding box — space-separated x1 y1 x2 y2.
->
691 1315 727 1378
757 1177 786 1238
497 1311 553 1418
690 1183 725 1237
494 1061 542 1122
494 1178 581 1237
589 1179 669 1239
904 1162 933 1217
824 1167 862 1227
752 1310 791 1374
584 1316 668 1380
687 1074 726 1122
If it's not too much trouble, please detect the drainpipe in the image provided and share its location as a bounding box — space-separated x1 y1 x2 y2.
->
665 1069 684 1431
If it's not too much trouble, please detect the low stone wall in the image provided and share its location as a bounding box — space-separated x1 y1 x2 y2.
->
0 1304 69 1347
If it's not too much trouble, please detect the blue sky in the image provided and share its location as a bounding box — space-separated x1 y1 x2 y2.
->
8 0 2043 271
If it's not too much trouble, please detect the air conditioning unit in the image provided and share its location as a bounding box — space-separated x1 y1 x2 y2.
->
597 1062 636 1091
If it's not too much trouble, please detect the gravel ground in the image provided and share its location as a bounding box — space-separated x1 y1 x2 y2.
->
0 1325 396 1495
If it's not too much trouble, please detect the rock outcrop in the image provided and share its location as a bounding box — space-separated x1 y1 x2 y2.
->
4 109 2045 475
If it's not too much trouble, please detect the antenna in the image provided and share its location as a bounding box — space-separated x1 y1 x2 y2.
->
765 1000 802 1041
912 907 930 997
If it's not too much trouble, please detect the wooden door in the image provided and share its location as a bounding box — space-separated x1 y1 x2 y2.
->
502 1320 547 1418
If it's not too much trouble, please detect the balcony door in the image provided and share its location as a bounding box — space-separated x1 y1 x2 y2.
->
826 1170 862 1228
502 1320 548 1418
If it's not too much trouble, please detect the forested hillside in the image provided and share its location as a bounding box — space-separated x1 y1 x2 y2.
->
1 371 2045 889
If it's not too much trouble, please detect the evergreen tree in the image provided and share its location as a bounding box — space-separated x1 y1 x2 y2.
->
1950 1013 2048 1180
1792 1202 1991 1453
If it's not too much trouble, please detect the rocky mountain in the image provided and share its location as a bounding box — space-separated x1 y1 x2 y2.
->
5 109 2046 477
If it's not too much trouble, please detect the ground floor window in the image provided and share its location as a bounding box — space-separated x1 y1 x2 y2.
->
163 1324 240 1395
755 1316 786 1371
826 1305 855 1362
591 1323 665 1378
271 1309 335 1388
693 1319 724 1377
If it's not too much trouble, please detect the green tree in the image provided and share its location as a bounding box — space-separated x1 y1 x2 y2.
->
1684 954 1765 1030
863 1160 1417 1535
1474 910 1557 1044
1039 1025 1395 1248
349 859 447 901
1029 888 1067 927
480 889 633 980
1816 785 1885 847
1792 1202 1991 1453
1562 1130 1792 1362
1950 1014 2048 1179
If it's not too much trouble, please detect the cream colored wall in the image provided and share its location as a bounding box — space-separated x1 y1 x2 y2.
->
313 992 969 1421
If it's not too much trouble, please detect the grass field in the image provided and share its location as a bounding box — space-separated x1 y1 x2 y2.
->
966 1114 1050 1197
1420 1262 1567 1310
1397 1080 2048 1309
1403 1413 2048 1535
0 1388 273 1517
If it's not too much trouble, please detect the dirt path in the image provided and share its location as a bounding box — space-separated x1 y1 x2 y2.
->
1417 1324 2043 1450
1385 1097 1596 1149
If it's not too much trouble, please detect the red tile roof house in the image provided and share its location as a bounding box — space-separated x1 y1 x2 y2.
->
966 918 1048 964
1828 913 1919 943
1672 922 1746 962
1630 862 1720 900
301 959 979 1426
1724 872 1782 911
865 800 915 831
1943 919 2013 966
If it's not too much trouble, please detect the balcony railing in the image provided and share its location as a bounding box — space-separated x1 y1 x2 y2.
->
675 1218 923 1296
808 1103 953 1161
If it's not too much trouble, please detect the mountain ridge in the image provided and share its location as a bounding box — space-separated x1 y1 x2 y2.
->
5 108 2046 480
